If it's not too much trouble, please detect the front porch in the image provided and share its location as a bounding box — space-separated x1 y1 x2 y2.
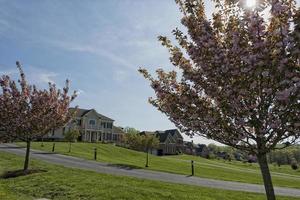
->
82 131 102 142
81 131 120 143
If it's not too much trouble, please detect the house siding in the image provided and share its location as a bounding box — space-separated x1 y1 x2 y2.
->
140 129 183 156
45 108 124 143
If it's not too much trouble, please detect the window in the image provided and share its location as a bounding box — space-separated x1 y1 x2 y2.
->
89 119 96 125
101 122 106 128
107 123 112 129
113 134 117 141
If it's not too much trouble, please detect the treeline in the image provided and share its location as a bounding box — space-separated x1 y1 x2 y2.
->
268 146 300 166
123 132 159 152
119 127 159 152
206 143 300 167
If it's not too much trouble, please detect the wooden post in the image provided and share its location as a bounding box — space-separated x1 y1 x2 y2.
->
94 147 97 160
52 143 55 152
41 136 44 147
145 149 149 167
191 160 194 176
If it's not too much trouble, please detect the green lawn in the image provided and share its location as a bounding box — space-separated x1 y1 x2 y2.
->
18 142 300 189
1 151 299 200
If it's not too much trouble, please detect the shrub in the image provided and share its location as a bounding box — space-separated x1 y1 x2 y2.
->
291 161 299 170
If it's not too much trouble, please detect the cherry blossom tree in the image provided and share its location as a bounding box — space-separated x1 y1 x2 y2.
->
139 0 300 199
0 61 77 171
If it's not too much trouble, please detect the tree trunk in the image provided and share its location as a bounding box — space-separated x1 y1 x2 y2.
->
69 142 72 153
23 140 31 171
257 153 276 200
145 148 149 167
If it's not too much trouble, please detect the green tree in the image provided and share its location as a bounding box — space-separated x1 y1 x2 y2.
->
124 127 140 135
124 132 159 167
124 132 143 150
64 128 80 153
142 134 159 167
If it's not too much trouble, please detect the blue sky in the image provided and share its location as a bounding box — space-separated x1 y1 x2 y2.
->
0 0 299 144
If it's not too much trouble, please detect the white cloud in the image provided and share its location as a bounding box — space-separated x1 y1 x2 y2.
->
0 64 59 88
113 69 130 82
50 41 135 71
76 89 85 95
0 69 18 76
36 72 57 84
0 19 10 35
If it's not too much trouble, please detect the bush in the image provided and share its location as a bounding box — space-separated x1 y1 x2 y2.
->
291 161 298 170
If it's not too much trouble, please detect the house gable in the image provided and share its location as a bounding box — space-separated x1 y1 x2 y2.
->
84 109 99 120
165 134 177 144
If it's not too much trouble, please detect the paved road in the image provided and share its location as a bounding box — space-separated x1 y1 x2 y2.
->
1 143 300 197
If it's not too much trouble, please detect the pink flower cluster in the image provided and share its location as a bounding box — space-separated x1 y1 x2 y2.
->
0 62 77 142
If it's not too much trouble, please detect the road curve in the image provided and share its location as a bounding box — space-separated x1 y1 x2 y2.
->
1 143 300 198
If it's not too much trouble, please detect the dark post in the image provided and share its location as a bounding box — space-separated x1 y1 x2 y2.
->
145 149 149 167
52 143 55 152
94 147 97 160
41 136 44 147
191 160 194 176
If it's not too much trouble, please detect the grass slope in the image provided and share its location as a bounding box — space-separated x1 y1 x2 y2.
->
1 151 299 200
19 142 300 189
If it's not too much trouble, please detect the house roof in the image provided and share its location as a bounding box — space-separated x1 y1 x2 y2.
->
165 129 182 137
155 131 169 143
69 108 114 121
139 131 156 135
113 126 125 134
139 129 183 143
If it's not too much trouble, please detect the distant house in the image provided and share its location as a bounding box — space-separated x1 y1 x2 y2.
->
215 151 230 160
196 144 210 158
183 141 197 155
112 126 126 143
140 129 184 156
183 142 210 158
46 108 124 143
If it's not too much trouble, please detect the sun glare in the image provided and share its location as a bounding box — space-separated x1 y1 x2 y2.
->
246 0 256 7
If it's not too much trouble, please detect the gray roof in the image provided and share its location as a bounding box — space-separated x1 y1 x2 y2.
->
140 129 183 143
165 129 181 136
113 126 125 134
69 108 114 121
140 131 156 135
155 131 169 143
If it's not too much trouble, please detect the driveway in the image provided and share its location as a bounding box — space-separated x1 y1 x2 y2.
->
1 143 300 197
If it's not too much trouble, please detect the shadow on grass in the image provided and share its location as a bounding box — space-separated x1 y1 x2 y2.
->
107 163 143 170
33 152 58 155
0 169 47 179
0 146 23 149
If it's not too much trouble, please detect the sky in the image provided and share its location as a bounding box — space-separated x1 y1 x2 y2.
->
0 0 299 145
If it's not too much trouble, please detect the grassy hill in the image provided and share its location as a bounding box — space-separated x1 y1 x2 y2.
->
18 142 300 189
1 151 299 200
